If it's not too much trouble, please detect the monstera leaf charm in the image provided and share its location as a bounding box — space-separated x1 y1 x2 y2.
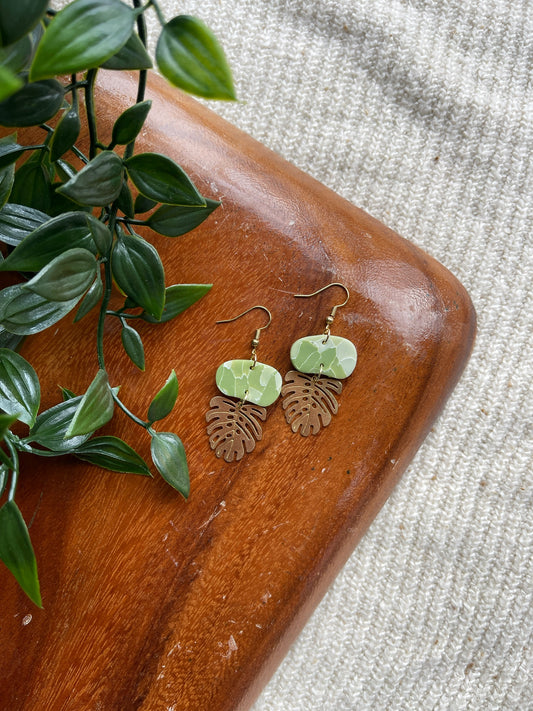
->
281 370 343 436
206 395 267 462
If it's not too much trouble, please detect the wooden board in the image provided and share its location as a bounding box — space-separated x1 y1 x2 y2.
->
0 71 475 710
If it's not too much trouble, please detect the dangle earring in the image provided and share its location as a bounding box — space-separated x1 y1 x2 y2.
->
206 306 282 462
281 283 357 436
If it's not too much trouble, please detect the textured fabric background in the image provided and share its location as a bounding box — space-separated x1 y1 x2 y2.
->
149 1 532 708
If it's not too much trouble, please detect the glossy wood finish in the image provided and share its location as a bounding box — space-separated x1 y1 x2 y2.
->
0 71 475 710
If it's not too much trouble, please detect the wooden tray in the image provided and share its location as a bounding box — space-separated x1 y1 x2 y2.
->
0 71 475 710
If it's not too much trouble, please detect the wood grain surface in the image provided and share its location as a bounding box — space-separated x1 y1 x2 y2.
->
0 71 476 711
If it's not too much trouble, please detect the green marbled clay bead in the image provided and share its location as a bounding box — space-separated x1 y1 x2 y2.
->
215 359 282 406
290 334 357 379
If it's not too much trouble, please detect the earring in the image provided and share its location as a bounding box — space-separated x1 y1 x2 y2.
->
281 283 357 436
206 305 282 462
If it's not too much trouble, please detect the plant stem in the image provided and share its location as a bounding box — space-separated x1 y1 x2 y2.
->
117 217 147 226
148 0 166 26
21 144 47 153
96 210 117 370
112 392 149 429
124 0 148 160
106 310 143 319
70 144 89 165
85 69 99 160
16 447 69 458
63 80 88 93
0 446 14 469
135 0 148 103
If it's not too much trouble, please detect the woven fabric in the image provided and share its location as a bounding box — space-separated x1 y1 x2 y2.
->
152 2 533 708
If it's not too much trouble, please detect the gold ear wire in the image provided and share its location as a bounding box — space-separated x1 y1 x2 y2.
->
293 282 349 340
216 305 272 367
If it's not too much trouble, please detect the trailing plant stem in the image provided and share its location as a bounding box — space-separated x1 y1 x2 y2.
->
112 392 149 429
148 0 166 26
96 210 117 371
16 446 69 458
85 69 99 160
124 0 148 160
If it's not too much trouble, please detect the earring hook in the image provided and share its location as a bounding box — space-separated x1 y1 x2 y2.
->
217 305 272 367
294 282 349 313
293 283 349 340
216 305 272 330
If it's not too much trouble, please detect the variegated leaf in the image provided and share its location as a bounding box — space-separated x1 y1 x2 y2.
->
281 370 342 436
206 395 266 462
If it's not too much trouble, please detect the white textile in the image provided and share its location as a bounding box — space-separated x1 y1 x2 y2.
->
153 2 533 708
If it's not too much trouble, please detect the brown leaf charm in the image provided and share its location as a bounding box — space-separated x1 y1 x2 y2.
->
206 395 267 462
281 370 343 436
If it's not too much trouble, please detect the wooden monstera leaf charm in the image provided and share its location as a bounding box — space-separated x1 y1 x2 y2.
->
281 332 356 436
281 370 343 436
206 395 267 462
206 358 282 462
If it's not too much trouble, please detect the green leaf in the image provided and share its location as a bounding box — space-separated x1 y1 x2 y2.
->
57 151 123 207
0 203 46 246
0 164 14 209
0 34 33 74
0 501 41 607
74 436 151 476
59 386 76 401
0 66 23 103
0 79 64 127
50 103 81 163
48 189 90 217
0 135 17 209
111 233 165 320
101 30 152 71
27 395 90 451
0 211 97 271
25 248 97 301
30 0 135 81
116 180 134 218
134 193 157 214
73 270 102 322
121 322 144 370
142 283 212 323
0 348 40 427
156 15 236 101
125 152 205 206
0 156 13 206
65 369 114 438
10 158 51 214
0 0 48 47
147 198 220 237
0 283 80 335
147 370 178 424
0 140 30 171
111 100 151 146
86 214 112 255
150 431 189 498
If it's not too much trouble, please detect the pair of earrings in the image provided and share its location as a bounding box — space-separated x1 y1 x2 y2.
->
206 283 357 462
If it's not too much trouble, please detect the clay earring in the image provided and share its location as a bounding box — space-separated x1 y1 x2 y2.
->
206 305 282 462
281 283 357 436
